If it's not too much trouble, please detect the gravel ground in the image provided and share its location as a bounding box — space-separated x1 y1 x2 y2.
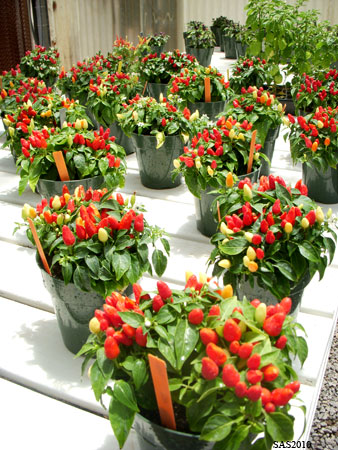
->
309 319 338 450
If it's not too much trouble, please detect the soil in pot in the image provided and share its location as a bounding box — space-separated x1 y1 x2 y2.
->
185 47 214 67
236 271 311 317
259 125 281 177
36 175 105 198
132 133 183 189
195 168 261 237
302 163 338 204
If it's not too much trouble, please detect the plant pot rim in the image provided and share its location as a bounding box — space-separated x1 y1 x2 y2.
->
38 174 104 185
132 132 182 139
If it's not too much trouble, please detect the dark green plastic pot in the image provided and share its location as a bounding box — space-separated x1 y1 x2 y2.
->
150 45 165 55
277 97 295 115
194 168 261 237
302 163 338 204
132 133 183 189
187 100 226 122
146 83 168 102
36 175 104 198
220 34 227 52
38 255 132 354
185 47 214 67
109 121 135 155
235 41 248 58
133 413 252 450
224 36 237 59
260 125 280 176
210 26 221 46
236 272 311 316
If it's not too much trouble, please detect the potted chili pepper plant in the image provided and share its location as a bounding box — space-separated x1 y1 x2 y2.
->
117 95 198 189
209 174 337 312
185 23 216 67
16 187 170 353
145 32 170 54
16 120 126 196
287 106 338 203
86 71 142 154
172 116 265 236
19 45 60 87
223 86 285 175
167 65 233 121
138 50 198 101
229 57 274 94
78 273 307 449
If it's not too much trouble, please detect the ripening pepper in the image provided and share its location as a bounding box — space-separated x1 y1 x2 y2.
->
134 214 144 232
62 225 76 246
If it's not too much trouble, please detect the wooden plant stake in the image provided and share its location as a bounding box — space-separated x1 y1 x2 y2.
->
148 354 176 430
27 218 51 275
53 151 70 181
217 201 221 223
282 103 287 112
247 129 257 174
204 77 211 103
117 60 123 74
227 69 230 82
142 81 148 96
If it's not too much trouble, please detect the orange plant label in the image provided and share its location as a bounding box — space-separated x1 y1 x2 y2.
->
247 129 257 174
148 354 176 430
53 151 70 181
204 77 211 103
27 218 51 275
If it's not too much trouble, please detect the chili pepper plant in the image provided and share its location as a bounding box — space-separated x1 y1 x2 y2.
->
137 50 197 85
117 95 199 148
167 65 233 106
19 45 60 86
209 174 337 299
287 106 338 172
17 187 170 297
291 69 338 114
16 122 126 194
185 23 216 49
172 115 265 198
86 72 142 128
223 86 285 146
146 32 170 48
229 57 274 94
78 274 307 449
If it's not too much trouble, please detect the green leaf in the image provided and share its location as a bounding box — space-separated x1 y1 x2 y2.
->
214 424 250 450
108 395 135 449
61 261 73 284
175 319 199 370
90 361 108 401
323 237 336 264
265 411 294 441
248 40 261 56
112 252 131 280
187 393 215 431
298 242 319 263
274 261 296 281
96 347 115 379
160 237 170 255
73 265 91 292
219 238 248 256
126 254 140 284
296 336 308 367
73 153 86 172
137 244 149 262
158 339 177 368
200 415 234 441
118 311 144 328
152 249 167 277
114 380 139 412
156 305 176 325
85 255 100 276
132 359 147 390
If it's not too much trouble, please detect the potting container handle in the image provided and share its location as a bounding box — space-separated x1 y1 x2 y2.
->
53 151 70 181
27 218 51 275
204 77 211 103
247 130 257 174
148 354 176 430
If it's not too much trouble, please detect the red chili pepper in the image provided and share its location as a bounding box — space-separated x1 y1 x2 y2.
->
119 210 135 230
116 193 124 205
134 213 144 232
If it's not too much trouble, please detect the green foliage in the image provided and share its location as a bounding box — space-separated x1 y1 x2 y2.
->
19 45 60 86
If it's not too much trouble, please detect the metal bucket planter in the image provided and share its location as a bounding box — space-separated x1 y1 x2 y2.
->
220 34 227 52
236 271 311 316
133 413 252 450
224 36 237 59
36 175 104 198
109 121 135 155
185 47 214 67
38 256 132 354
235 41 248 58
259 125 280 176
194 168 261 237
277 97 295 115
187 100 226 122
132 133 183 189
302 163 338 204
150 45 165 55
146 83 168 102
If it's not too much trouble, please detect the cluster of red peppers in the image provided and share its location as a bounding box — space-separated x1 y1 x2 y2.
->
169 66 229 95
296 70 338 104
234 57 267 74
0 77 52 102
24 45 59 65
